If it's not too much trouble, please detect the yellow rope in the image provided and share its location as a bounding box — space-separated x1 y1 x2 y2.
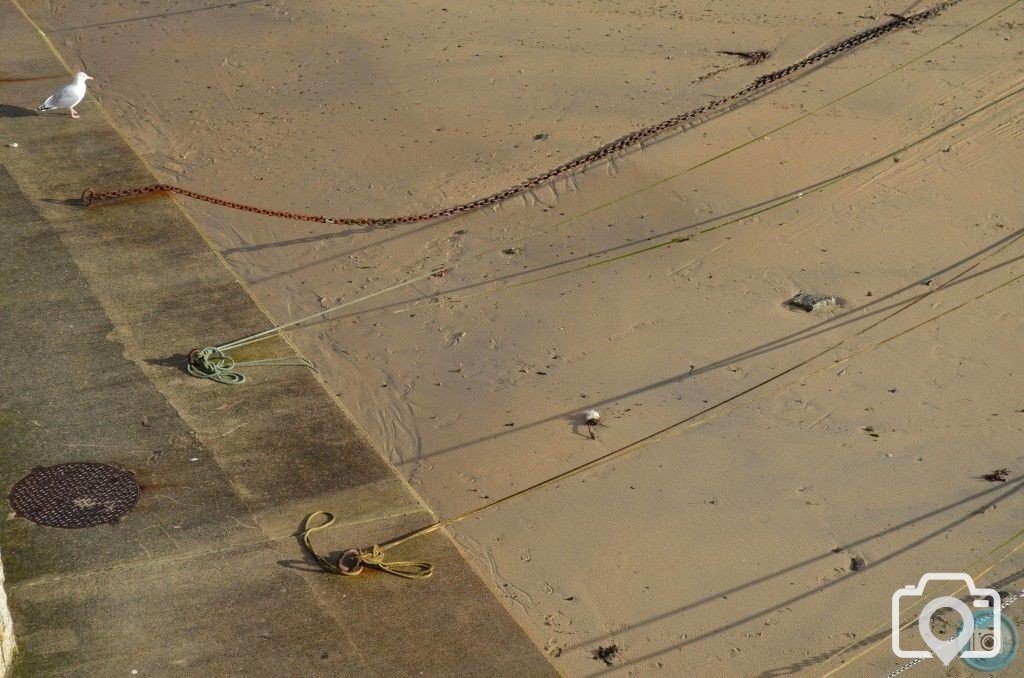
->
819 524 1024 677
300 512 433 579
308 250 1024 578
359 544 434 579
17 9 1024 666
299 0 1024 583
299 512 345 574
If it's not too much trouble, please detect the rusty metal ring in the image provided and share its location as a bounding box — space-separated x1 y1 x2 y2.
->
81 188 95 206
338 549 364 576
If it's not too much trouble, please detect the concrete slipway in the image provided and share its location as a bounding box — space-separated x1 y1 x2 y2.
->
0 3 556 675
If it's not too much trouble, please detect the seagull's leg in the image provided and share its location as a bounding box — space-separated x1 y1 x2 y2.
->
70 107 80 119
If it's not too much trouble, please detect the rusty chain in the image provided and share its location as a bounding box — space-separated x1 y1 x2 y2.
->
82 1 963 227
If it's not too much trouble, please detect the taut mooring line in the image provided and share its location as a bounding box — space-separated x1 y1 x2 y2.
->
430 82 1024 310
178 0 993 384
303 222 1024 579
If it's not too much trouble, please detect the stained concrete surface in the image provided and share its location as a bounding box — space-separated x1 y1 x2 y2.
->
0 3 555 676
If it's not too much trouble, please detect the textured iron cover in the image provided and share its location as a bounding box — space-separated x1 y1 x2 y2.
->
9 463 140 528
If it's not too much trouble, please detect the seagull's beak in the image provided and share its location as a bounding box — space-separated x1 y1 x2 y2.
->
86 76 94 81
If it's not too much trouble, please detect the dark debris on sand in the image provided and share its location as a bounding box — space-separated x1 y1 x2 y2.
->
983 468 1011 482
592 644 620 667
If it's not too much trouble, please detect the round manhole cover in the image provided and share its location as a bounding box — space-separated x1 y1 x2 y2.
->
9 463 140 528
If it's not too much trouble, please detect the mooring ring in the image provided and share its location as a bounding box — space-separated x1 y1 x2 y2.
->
338 549 364 576
81 188 95 206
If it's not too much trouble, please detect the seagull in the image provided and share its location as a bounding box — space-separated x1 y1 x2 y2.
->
37 72 93 119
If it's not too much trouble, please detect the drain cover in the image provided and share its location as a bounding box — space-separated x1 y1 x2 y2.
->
8 463 140 528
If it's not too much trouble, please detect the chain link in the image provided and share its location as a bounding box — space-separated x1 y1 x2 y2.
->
82 1 963 226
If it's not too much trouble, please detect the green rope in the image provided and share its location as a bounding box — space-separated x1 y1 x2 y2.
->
186 346 314 385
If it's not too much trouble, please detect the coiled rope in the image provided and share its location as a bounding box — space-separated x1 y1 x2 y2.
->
185 346 314 385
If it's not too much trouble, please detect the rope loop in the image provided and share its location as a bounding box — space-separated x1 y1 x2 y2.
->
299 512 434 580
359 544 434 579
187 347 246 384
300 511 344 574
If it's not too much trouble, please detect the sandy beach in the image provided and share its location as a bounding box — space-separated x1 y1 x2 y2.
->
17 0 1024 674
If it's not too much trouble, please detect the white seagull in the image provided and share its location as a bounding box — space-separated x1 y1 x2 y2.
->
37 72 93 119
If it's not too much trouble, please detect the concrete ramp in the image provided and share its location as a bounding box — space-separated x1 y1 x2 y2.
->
0 3 554 675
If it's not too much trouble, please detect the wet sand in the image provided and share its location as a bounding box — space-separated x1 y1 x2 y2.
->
18 0 1024 674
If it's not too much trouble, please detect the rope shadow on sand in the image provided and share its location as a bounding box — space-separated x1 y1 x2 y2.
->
567 477 1024 676
251 82 1023 312
387 230 1024 463
234 45 882 282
